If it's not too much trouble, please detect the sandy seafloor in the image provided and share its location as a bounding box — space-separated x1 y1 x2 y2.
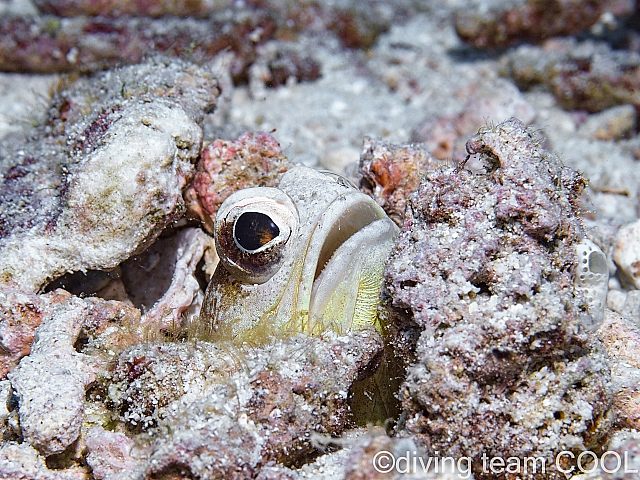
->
2 0 640 478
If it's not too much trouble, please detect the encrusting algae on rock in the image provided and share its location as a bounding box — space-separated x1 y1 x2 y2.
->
383 118 613 479
0 57 220 293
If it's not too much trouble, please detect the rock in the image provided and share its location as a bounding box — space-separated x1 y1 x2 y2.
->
90 330 383 478
185 132 289 233
4 294 139 457
411 79 536 163
577 104 637 141
607 289 628 312
613 220 640 290
0 288 71 379
621 290 640 324
601 436 640 479
124 227 215 329
319 146 361 176
0 442 90 479
84 426 143 480
8 297 95 456
597 311 640 430
455 0 632 49
0 58 219 292
358 138 442 227
35 0 233 18
249 42 322 90
502 38 640 113
385 118 612 479
0 13 275 76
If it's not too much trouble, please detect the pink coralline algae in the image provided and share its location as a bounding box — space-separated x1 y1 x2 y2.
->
384 118 612 479
358 137 442 227
455 0 633 49
186 132 289 233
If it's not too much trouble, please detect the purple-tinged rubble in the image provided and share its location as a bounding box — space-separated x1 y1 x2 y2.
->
0 12 275 76
502 38 640 113
34 0 233 18
86 330 383 479
0 57 219 292
0 0 420 76
455 0 632 49
384 118 613 479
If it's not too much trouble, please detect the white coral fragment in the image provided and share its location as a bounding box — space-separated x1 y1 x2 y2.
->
574 238 609 330
8 297 95 456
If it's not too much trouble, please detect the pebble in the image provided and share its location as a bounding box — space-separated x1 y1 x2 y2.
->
613 219 640 289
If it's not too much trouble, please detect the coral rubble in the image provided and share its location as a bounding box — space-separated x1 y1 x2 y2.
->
0 57 219 292
613 219 640 290
597 311 640 430
385 118 613 478
0 12 275 76
502 38 640 113
358 137 442 227
455 0 632 49
89 330 383 478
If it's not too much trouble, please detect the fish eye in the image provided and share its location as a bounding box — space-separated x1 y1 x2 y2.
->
234 212 280 252
214 188 298 284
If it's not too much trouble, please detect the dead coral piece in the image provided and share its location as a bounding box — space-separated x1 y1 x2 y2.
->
0 288 71 379
8 297 95 456
139 228 214 328
84 426 143 480
0 442 90 480
358 137 442 227
92 330 382 478
613 219 640 290
0 0 408 76
385 118 612 479
0 13 274 75
0 286 138 381
343 434 470 480
0 58 219 292
502 38 640 112
35 0 233 18
597 311 640 429
253 0 402 50
455 0 630 49
601 436 640 479
186 132 289 233
577 104 637 141
250 42 322 89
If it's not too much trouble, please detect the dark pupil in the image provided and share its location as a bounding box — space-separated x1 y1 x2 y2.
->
234 212 279 251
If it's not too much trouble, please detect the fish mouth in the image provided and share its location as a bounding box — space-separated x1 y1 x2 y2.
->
301 195 398 334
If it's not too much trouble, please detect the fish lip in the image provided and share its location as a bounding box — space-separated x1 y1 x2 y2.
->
300 194 399 332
